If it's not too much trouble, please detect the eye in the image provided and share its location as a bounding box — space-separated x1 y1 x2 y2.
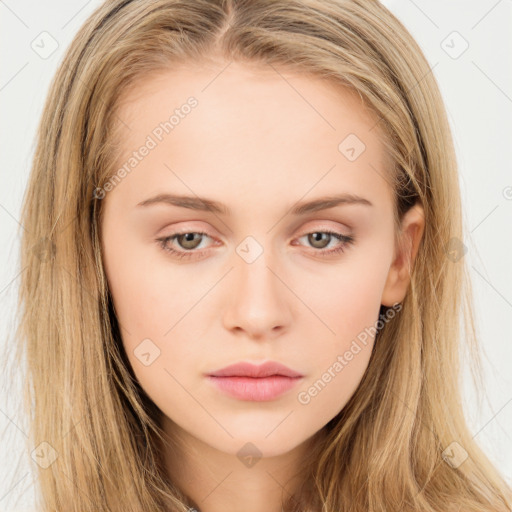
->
156 229 355 261
156 231 214 260
294 230 355 257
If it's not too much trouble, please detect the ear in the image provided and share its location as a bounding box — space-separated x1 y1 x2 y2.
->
381 203 425 307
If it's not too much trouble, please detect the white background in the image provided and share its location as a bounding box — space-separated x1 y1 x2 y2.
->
1 1 511 510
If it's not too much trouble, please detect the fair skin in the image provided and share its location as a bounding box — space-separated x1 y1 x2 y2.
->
100 60 424 512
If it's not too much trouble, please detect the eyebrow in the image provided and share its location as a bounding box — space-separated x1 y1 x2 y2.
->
136 192 373 215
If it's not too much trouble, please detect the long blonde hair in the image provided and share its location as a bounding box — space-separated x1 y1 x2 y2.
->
12 0 512 510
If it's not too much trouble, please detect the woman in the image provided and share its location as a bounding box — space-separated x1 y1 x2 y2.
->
15 0 512 510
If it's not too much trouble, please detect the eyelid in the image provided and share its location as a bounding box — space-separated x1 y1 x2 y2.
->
296 220 351 236
158 220 351 243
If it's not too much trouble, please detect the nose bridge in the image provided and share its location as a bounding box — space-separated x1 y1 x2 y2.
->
222 234 292 337
236 237 277 294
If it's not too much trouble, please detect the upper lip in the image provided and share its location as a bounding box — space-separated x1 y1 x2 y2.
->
207 361 303 378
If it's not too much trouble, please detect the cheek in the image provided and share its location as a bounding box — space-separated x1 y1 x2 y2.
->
294 286 380 423
294 249 392 414
101 223 215 403
306 251 391 348
102 218 200 337
104 254 200 366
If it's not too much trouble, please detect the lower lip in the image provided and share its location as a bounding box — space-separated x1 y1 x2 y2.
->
206 375 302 401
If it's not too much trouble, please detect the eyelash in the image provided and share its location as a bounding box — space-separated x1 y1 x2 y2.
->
156 229 355 260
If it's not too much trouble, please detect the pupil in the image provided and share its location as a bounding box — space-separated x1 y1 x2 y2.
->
179 233 200 249
310 232 329 248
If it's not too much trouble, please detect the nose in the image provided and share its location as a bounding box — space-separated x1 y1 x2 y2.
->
222 250 293 340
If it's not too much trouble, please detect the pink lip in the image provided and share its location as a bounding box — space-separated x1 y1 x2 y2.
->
207 361 303 378
206 361 304 401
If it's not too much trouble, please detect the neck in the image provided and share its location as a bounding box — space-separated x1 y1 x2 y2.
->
160 415 319 512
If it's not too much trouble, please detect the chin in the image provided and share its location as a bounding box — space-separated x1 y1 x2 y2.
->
200 426 306 459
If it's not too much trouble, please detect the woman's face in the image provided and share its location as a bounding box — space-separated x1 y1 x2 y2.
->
100 61 422 458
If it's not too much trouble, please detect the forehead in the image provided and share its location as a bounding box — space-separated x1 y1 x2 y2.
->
116 60 382 140
108 61 394 213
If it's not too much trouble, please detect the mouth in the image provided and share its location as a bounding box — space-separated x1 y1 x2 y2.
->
206 361 304 401
206 374 303 401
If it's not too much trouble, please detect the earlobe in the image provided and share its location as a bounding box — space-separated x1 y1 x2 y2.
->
381 203 425 307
